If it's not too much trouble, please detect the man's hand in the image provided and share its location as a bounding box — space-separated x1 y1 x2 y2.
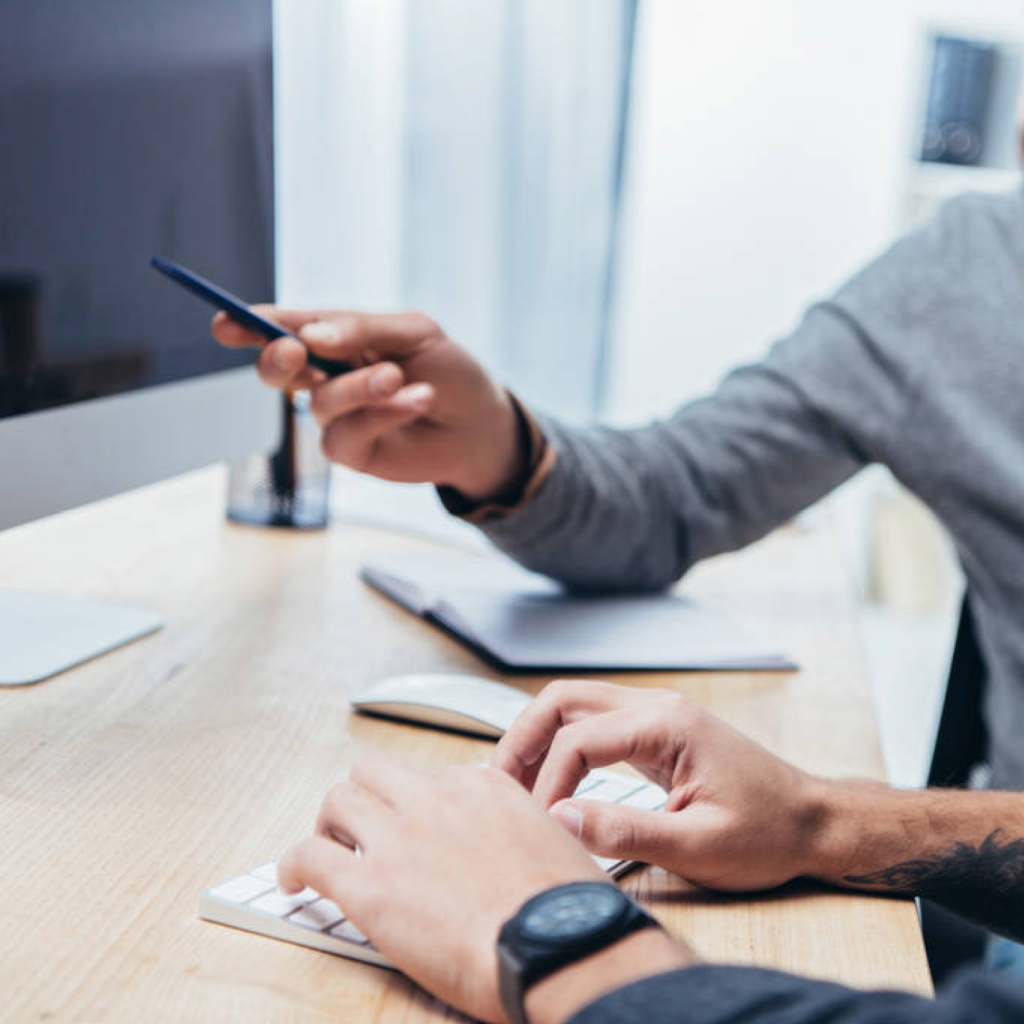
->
492 680 830 892
493 680 1024 949
212 308 527 501
277 757 690 1023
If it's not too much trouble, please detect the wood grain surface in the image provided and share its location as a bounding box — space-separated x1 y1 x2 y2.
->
0 467 932 1022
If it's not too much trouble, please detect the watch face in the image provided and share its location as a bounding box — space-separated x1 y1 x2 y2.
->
520 884 625 942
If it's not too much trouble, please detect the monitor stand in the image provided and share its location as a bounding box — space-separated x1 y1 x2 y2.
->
0 590 163 686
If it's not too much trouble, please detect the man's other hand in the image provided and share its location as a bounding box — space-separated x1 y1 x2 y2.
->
492 680 830 892
277 758 609 1023
212 307 527 502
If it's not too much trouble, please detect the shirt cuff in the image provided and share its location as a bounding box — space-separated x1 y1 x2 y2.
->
567 964 936 1024
436 391 556 524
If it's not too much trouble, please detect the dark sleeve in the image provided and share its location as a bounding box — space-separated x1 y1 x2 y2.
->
567 965 1024 1024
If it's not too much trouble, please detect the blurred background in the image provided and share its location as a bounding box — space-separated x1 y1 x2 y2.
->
273 0 1024 786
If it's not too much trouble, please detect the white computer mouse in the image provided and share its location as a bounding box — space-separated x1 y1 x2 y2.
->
349 673 533 738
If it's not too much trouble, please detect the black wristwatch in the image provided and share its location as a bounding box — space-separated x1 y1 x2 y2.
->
496 882 660 1024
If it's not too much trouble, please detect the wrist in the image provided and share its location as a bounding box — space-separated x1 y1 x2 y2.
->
446 389 532 503
803 777 926 886
523 927 694 1024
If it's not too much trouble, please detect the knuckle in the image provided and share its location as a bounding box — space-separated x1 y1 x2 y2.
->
408 311 440 336
542 679 575 706
308 383 335 423
344 312 369 341
346 763 372 794
664 691 694 719
323 783 347 814
603 814 638 857
621 718 646 761
549 727 586 772
483 764 517 792
320 422 345 464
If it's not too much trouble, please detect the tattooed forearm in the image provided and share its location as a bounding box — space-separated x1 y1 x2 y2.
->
844 829 1024 942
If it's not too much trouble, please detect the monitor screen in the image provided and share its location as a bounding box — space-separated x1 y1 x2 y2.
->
0 0 273 420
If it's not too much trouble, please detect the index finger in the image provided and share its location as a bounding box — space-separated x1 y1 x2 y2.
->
532 709 652 807
491 680 636 788
211 305 342 349
292 310 442 364
277 834 359 898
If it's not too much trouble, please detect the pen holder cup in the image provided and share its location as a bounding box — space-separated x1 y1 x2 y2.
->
227 391 331 530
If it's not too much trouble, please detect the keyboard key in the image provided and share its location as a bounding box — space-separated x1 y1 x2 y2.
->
208 874 275 904
330 919 370 945
250 888 319 918
586 779 644 803
252 862 279 883
200 771 660 969
622 785 667 811
290 898 345 931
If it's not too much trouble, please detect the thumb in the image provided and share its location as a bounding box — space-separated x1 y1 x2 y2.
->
550 798 668 864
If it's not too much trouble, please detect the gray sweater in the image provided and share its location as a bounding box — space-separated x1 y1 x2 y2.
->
478 190 1024 790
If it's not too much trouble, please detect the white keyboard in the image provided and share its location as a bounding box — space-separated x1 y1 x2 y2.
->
200 768 666 969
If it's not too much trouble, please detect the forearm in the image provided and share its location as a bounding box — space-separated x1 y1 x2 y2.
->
475 351 864 593
808 780 1024 941
477 415 691 592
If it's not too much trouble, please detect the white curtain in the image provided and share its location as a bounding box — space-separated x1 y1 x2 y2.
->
274 0 636 421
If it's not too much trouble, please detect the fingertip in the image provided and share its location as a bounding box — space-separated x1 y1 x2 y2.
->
258 337 307 384
300 320 343 347
275 337 308 371
550 800 584 840
367 362 403 399
395 381 434 413
275 852 301 894
212 311 258 348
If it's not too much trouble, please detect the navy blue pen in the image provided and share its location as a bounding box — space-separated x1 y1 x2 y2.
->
150 256 353 377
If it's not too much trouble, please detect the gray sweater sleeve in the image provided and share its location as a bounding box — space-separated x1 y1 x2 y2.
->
568 966 1024 1024
475 198 969 592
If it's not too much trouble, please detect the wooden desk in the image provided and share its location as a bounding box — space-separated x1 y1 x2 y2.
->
0 467 932 1022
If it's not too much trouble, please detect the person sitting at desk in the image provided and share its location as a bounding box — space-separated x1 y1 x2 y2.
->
276 680 1024 1023
212 188 1024 807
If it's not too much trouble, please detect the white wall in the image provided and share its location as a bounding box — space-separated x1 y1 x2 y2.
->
603 0 1024 784
273 0 408 312
272 0 632 417
605 0 1024 424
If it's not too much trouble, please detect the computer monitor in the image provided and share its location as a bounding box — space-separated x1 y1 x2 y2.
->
0 1 280 683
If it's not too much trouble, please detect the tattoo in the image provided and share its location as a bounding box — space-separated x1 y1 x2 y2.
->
844 829 1024 943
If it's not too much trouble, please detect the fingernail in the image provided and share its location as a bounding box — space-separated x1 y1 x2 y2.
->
302 321 340 344
551 803 583 839
368 364 399 398
402 383 433 409
273 345 290 370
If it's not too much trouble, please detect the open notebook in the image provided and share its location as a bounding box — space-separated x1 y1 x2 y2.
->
360 554 794 672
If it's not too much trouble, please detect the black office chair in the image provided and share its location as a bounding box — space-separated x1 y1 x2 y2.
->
928 597 989 790
921 595 990 984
